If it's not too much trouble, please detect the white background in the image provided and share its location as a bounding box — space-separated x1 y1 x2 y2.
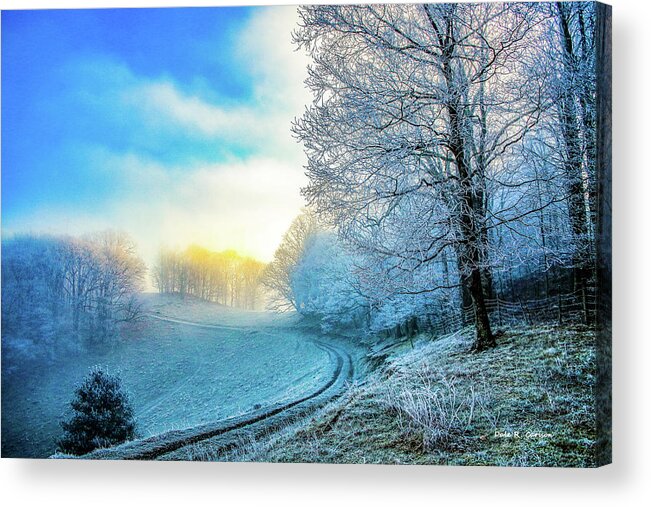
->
0 0 649 505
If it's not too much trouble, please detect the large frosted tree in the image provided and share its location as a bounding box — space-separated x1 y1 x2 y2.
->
294 3 544 350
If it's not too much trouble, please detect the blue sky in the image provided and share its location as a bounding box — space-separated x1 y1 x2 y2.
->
2 6 310 265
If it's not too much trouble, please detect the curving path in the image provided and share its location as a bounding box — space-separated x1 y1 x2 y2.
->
82 315 354 460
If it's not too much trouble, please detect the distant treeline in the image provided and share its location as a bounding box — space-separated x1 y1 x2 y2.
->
152 246 266 310
2 232 146 366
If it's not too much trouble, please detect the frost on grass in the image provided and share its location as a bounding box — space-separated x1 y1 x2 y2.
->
227 325 597 467
377 328 500 450
382 364 494 451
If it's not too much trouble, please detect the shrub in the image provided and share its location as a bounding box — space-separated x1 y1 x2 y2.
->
383 364 479 450
57 366 136 456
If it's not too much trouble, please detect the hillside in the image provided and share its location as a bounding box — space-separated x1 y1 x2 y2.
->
138 293 300 329
1 295 331 458
207 324 597 467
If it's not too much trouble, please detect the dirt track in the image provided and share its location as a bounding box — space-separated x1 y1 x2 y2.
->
82 315 354 461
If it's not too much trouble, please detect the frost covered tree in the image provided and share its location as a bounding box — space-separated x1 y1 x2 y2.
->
487 1 599 312
291 231 369 332
1 232 146 364
87 231 147 343
261 209 319 311
152 246 265 309
294 3 545 350
550 1 597 309
57 366 136 456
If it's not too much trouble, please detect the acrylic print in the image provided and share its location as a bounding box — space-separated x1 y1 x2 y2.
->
1 2 611 466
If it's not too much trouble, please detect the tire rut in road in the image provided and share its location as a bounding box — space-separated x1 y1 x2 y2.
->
82 319 353 461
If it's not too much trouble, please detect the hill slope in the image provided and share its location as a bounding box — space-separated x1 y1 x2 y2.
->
214 325 597 467
1 294 330 458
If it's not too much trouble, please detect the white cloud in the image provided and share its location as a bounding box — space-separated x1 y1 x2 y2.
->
128 80 294 157
6 150 307 271
119 159 306 267
236 6 311 108
120 6 311 162
6 6 314 276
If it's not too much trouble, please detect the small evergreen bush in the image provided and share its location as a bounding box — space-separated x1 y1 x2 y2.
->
57 366 136 455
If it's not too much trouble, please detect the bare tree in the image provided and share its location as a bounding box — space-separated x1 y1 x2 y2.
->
552 1 597 315
152 245 266 310
261 209 319 311
2 231 146 360
294 3 545 349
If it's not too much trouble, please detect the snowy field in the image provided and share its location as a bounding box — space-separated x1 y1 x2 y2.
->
1 295 330 458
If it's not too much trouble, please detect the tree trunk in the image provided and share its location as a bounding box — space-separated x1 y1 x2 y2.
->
442 70 495 349
456 256 473 324
481 267 494 300
469 268 495 351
